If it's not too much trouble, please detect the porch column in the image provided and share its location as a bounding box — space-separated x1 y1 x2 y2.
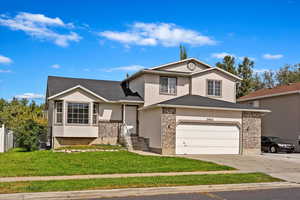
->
122 104 126 124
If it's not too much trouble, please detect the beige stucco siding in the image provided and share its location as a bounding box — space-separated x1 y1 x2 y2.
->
191 71 236 103
144 74 189 106
158 62 207 73
176 108 242 124
129 75 145 99
139 108 161 148
243 94 300 151
99 104 122 121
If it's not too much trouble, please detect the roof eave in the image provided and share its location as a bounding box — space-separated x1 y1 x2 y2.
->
237 90 300 102
47 85 109 102
140 103 270 113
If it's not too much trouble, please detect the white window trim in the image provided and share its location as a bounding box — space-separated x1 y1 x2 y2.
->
54 101 63 125
159 76 177 95
66 102 90 125
207 79 222 97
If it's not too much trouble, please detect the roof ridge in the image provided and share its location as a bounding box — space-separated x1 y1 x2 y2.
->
48 76 121 83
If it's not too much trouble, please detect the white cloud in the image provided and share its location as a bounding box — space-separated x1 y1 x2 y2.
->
211 52 235 59
0 69 11 73
51 64 61 69
211 52 255 61
0 55 13 64
15 93 44 99
104 65 144 72
0 12 81 47
99 22 216 47
262 54 283 60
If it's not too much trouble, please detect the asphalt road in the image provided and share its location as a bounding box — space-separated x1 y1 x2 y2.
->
90 187 300 200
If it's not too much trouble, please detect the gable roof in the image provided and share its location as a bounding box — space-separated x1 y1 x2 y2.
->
238 82 300 102
141 95 270 113
150 58 213 70
191 67 242 81
46 76 143 102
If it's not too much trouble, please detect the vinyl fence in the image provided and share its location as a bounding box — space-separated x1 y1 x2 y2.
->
0 124 14 153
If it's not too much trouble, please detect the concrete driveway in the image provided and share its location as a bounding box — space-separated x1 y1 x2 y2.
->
179 153 300 183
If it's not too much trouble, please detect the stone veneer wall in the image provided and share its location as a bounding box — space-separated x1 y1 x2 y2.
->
161 108 176 155
95 121 122 145
242 111 262 155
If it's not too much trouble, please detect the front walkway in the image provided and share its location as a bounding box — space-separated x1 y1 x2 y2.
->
179 154 300 183
0 170 246 183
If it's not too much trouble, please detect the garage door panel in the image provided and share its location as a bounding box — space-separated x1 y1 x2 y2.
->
176 124 240 155
176 138 239 147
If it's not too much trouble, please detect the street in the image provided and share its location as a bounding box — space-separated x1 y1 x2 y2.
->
91 188 300 200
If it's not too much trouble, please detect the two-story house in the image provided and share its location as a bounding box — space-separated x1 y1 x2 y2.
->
46 58 269 155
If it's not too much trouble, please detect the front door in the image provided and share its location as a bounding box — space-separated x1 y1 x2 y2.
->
125 106 137 135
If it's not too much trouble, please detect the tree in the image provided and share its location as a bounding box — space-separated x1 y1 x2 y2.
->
0 99 47 151
251 73 264 91
262 70 275 88
179 44 188 60
216 56 237 75
236 57 254 98
276 64 300 86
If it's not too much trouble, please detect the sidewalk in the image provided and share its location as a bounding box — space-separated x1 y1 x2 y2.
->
0 170 248 182
0 182 299 200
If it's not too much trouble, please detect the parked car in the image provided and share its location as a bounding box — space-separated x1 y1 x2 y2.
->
261 136 295 153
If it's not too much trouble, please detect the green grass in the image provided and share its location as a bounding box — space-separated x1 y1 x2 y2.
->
0 151 234 177
0 173 282 194
56 144 124 150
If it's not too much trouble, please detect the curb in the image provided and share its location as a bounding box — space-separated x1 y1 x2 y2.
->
0 182 299 200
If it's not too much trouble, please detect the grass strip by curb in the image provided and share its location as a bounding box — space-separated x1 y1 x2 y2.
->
0 173 283 194
0 151 234 177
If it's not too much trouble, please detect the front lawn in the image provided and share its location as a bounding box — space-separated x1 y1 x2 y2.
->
0 151 234 177
0 173 282 194
56 144 124 150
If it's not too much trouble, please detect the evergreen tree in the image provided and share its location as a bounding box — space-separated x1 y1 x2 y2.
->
179 44 188 60
237 57 254 98
216 56 237 75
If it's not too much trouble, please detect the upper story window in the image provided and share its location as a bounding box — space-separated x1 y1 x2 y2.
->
93 103 99 125
160 77 177 95
207 80 222 96
67 103 89 124
55 101 63 124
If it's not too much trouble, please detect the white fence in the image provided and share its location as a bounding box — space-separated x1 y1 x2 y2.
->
0 124 14 153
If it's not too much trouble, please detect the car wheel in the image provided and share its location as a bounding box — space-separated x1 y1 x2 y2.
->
270 146 278 153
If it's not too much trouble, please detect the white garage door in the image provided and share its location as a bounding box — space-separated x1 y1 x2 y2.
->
176 124 240 155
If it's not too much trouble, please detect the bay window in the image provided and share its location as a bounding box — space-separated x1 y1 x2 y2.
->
93 103 99 125
67 103 89 124
55 101 63 124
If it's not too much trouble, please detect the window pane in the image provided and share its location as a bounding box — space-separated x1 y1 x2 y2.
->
169 78 176 94
207 80 214 95
160 77 168 93
215 81 221 96
67 103 89 124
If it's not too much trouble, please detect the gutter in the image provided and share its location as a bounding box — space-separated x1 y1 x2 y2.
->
139 104 271 113
237 90 300 102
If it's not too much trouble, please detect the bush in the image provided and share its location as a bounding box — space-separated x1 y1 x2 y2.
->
14 119 46 151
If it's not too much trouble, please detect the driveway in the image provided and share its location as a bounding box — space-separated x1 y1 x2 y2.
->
179 153 300 183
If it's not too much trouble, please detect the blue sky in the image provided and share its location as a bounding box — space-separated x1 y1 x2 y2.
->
0 0 299 101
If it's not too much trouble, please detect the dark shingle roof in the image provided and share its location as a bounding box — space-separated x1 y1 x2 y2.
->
46 76 143 102
157 95 268 111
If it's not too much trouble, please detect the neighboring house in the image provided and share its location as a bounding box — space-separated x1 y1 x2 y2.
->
46 58 269 155
238 82 300 152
